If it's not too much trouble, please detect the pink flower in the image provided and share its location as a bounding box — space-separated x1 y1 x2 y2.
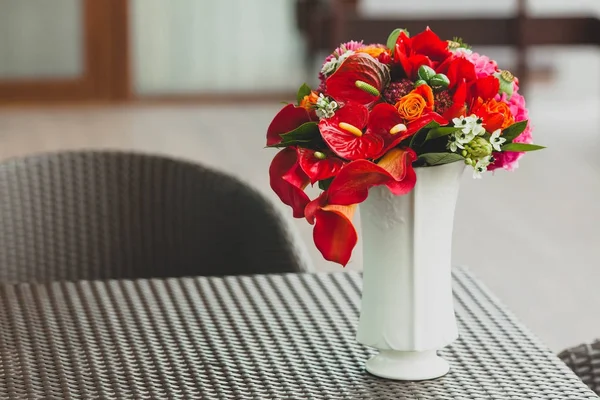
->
335 40 364 55
455 49 498 79
322 41 365 67
488 87 533 172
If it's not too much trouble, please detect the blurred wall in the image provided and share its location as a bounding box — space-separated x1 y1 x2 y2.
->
0 0 82 79
360 0 600 16
130 0 306 95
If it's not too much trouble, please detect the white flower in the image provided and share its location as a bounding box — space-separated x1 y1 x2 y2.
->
316 93 328 107
451 117 465 126
472 156 491 179
472 165 485 179
452 116 470 133
450 114 490 153
337 50 354 64
454 47 473 56
447 131 472 152
453 114 483 135
456 130 475 145
472 122 486 136
316 107 335 119
315 94 338 119
315 109 329 119
489 129 506 151
480 155 492 166
321 59 337 76
320 50 355 77
447 138 460 152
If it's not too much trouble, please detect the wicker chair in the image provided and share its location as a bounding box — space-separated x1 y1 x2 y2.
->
0 151 305 283
559 340 600 394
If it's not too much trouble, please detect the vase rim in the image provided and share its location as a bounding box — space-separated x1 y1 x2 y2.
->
414 161 464 169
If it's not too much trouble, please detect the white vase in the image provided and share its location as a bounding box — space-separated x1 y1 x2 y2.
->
357 161 465 381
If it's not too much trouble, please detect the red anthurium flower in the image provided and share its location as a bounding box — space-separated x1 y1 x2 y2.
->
366 103 408 154
266 104 312 146
318 102 385 160
297 148 345 184
326 53 390 106
304 148 417 266
370 103 448 159
405 111 449 136
393 28 452 80
326 147 417 205
269 148 310 218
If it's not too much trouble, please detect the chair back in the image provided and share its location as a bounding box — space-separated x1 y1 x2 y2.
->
0 151 304 282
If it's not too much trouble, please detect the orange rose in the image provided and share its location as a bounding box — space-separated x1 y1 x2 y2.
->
394 85 434 122
356 46 388 59
300 91 319 111
480 99 514 129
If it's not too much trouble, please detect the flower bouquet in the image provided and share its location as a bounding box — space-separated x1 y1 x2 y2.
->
266 27 543 380
267 27 542 267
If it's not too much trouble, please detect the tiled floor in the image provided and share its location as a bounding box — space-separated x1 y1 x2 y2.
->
1 48 599 352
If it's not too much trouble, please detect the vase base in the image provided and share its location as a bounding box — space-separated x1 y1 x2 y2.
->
365 350 450 381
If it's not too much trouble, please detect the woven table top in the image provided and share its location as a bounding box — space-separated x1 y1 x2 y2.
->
0 266 595 399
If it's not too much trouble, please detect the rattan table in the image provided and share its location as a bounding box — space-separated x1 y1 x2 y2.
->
0 266 596 399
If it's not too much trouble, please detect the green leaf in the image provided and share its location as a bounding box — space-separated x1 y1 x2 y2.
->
280 122 320 145
501 143 545 152
410 121 441 147
425 127 458 142
418 152 464 166
296 83 312 105
410 130 427 148
387 28 402 53
266 140 313 149
501 120 528 143
423 120 442 130
318 177 333 191
451 36 471 50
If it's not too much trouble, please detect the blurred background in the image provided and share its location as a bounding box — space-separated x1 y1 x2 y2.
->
0 0 599 352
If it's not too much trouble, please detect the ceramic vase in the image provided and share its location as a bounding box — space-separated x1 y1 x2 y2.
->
357 161 465 381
